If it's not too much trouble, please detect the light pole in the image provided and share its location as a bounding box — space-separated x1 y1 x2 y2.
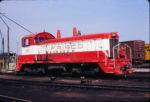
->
0 29 4 55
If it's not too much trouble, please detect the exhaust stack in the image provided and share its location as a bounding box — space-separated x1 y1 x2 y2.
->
73 27 77 37
57 30 61 39
73 27 81 36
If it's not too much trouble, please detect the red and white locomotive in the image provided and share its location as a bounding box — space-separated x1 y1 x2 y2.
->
16 28 133 75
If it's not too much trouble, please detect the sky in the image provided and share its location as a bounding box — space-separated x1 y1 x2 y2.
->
0 0 149 54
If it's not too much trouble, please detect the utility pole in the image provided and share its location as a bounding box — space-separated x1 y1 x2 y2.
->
148 0 150 44
0 29 4 55
7 27 10 58
0 16 10 70
0 29 4 72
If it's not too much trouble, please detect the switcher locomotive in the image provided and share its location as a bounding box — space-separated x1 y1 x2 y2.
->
16 28 133 76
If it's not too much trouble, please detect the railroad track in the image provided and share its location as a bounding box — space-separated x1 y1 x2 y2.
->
0 78 149 92
0 95 31 102
1 71 150 81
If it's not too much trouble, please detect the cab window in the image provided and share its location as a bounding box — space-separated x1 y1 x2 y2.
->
34 37 45 43
39 37 45 42
22 39 30 46
34 37 38 43
46 38 51 40
34 37 52 44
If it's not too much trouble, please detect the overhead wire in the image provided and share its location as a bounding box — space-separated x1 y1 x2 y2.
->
0 15 9 28
0 13 33 34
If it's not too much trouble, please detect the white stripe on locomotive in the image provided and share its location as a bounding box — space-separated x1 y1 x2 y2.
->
22 39 110 56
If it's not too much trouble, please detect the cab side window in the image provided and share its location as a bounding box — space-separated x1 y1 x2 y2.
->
22 39 30 46
39 37 45 42
34 37 45 43
34 37 38 43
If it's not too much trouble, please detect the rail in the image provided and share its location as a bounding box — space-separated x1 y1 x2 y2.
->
0 78 149 92
0 95 31 102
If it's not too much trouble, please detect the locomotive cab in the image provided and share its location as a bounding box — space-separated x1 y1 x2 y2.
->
22 32 55 47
